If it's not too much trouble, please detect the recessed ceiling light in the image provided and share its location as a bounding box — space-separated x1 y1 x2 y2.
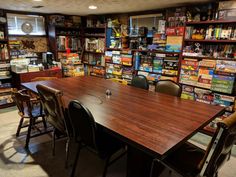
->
88 5 97 10
33 0 43 2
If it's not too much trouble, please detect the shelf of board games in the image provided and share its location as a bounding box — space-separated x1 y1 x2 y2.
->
0 12 14 109
83 20 107 78
104 49 134 81
186 20 236 25
184 39 236 43
182 55 236 61
48 21 82 61
181 17 236 135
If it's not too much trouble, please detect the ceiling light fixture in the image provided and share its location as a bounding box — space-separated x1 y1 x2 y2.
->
33 0 43 2
88 5 97 10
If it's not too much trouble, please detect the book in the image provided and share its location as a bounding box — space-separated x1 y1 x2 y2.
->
215 60 236 74
153 57 163 73
165 36 183 52
181 85 195 100
213 93 235 112
211 74 235 94
121 54 132 66
112 51 121 64
197 68 214 89
194 88 214 104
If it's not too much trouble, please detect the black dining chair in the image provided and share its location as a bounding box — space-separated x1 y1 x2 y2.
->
155 80 181 97
36 84 72 166
150 111 236 177
131 75 149 90
68 100 126 177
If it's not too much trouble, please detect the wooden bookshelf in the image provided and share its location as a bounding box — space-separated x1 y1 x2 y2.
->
180 81 235 96
106 62 122 66
186 20 236 25
131 49 181 54
57 50 79 52
184 39 236 43
55 26 80 30
84 63 105 67
85 27 106 29
84 51 104 54
84 35 105 38
105 48 123 51
182 55 236 61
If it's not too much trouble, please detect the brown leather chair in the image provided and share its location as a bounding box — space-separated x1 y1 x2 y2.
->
36 84 72 165
131 75 149 90
150 112 236 177
12 89 47 148
155 80 181 97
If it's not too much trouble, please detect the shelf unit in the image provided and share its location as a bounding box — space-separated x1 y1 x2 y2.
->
180 19 236 134
184 39 236 43
105 49 133 82
186 20 236 25
48 24 82 61
182 55 236 61
83 24 107 78
0 11 14 109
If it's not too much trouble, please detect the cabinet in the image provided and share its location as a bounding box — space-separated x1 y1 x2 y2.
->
12 69 62 89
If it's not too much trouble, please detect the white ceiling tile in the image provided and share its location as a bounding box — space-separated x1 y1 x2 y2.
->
0 0 212 15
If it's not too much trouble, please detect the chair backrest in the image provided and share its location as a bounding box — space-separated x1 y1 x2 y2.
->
198 112 236 177
155 80 181 97
131 75 149 90
12 89 32 117
31 77 58 82
36 84 66 133
68 100 97 149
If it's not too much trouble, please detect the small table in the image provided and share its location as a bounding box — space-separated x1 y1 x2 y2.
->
22 76 224 176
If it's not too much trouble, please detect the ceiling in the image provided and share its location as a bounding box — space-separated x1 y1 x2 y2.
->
0 0 213 16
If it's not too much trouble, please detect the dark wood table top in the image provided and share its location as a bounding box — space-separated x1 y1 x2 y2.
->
21 76 224 157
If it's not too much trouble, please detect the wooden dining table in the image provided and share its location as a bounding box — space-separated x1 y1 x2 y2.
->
21 76 224 176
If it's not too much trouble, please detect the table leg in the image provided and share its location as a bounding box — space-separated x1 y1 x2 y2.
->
126 146 153 177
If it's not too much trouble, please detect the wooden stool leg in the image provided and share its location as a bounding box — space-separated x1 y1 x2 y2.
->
25 118 33 149
16 117 24 137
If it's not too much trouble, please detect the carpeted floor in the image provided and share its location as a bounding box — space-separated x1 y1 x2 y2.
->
0 106 236 177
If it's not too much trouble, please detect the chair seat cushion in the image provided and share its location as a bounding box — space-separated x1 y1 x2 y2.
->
164 142 205 176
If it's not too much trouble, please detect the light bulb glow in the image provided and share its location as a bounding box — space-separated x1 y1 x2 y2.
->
88 5 97 10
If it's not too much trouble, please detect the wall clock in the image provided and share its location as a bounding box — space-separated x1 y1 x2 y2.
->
21 22 33 34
